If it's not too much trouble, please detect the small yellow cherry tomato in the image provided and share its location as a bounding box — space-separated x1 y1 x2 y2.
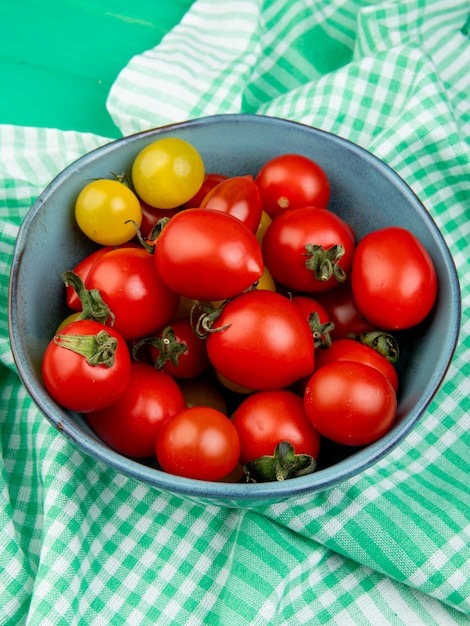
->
256 210 272 245
75 179 142 246
132 137 205 209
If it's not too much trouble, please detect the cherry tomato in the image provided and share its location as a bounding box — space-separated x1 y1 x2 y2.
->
304 361 397 446
291 294 334 349
85 247 179 341
132 137 205 209
262 207 355 292
42 320 131 413
205 290 315 390
154 208 264 300
75 179 142 246
155 406 241 481
314 281 374 340
232 390 321 465
142 318 210 380
314 337 399 392
181 173 228 209
255 153 330 218
351 227 438 330
87 362 186 458
65 243 140 311
199 175 262 233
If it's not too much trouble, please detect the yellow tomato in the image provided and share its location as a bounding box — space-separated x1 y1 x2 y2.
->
132 137 205 209
75 179 142 246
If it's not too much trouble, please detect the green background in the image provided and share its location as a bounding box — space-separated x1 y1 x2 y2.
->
0 1 194 138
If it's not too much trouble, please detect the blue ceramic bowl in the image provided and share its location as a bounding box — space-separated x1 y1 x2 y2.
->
9 114 461 507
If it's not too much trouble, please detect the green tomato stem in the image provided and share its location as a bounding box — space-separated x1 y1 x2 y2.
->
304 243 347 283
61 271 114 326
54 329 118 367
243 441 317 483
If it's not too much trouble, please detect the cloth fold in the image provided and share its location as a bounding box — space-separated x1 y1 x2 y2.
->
1 1 470 624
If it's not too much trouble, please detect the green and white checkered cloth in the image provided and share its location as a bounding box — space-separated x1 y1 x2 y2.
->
2 0 470 623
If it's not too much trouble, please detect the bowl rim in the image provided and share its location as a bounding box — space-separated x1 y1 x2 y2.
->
8 113 462 503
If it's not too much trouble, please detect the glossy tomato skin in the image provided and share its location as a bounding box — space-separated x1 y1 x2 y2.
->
232 390 321 465
42 320 131 413
314 338 399 392
291 295 331 325
66 243 140 311
256 153 330 219
206 290 315 390
85 247 179 341
155 406 241 481
351 227 438 330
314 281 374 340
262 207 355 293
87 362 185 458
200 175 262 233
139 199 180 238
304 361 397 446
154 208 264 300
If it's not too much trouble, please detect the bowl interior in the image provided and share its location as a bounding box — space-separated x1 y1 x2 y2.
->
8 114 461 506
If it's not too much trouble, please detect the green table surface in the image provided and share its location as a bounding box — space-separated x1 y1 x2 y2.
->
0 1 195 137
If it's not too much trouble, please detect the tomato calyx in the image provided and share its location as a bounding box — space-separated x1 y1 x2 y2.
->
243 441 317 482
357 330 400 363
304 244 347 283
54 329 118 367
133 327 187 369
308 311 335 349
62 271 114 326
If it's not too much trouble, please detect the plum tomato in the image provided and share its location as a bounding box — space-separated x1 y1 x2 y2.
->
314 337 399 392
42 320 131 413
304 361 397 446
154 208 264 300
155 406 241 481
199 175 262 233
131 137 205 209
87 362 186 458
85 247 179 341
204 290 315 390
262 207 355 293
75 179 143 246
232 390 321 466
351 227 438 330
255 153 330 218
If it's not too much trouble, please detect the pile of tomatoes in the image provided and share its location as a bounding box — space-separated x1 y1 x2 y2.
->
42 137 438 483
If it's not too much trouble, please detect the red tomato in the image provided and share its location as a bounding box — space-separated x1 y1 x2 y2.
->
255 153 330 219
181 173 228 209
314 281 375 340
351 227 438 330
262 207 355 292
314 338 399 392
232 390 321 465
199 175 262 232
154 208 264 300
142 318 210 379
87 362 185 458
205 290 315 390
304 361 397 446
155 406 241 481
85 247 179 341
291 295 334 349
66 243 139 311
42 320 131 413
